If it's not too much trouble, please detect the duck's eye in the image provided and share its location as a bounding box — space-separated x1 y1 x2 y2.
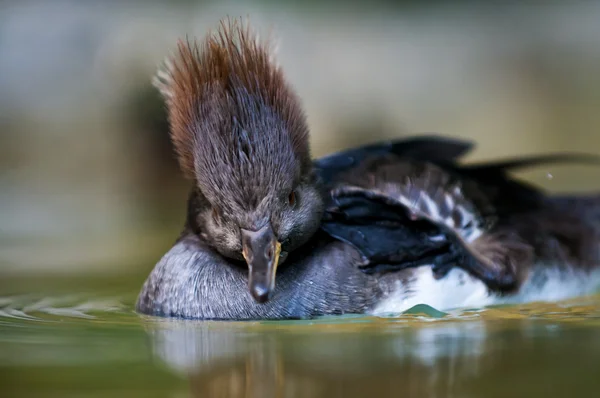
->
288 190 297 207
211 207 221 223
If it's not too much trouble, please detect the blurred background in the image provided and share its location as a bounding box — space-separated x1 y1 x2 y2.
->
2 0 600 278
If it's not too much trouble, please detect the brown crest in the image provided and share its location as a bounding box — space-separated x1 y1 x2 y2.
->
153 17 309 181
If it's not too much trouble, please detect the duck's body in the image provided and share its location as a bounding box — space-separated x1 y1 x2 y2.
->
137 234 600 320
136 18 600 320
137 196 600 320
137 141 600 320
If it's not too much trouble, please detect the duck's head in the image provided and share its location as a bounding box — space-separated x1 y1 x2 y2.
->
154 18 324 303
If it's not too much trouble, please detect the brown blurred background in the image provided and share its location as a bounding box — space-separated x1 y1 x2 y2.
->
1 0 600 278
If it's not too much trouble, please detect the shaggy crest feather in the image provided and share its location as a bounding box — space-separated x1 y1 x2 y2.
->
153 17 310 215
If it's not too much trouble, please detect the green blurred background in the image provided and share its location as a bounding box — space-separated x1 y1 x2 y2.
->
2 0 600 279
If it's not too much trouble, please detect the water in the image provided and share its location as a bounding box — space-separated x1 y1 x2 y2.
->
2 274 600 398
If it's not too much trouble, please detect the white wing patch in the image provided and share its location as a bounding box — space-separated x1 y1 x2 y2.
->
369 163 490 245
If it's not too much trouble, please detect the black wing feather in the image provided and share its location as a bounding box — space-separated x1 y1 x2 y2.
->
314 135 474 186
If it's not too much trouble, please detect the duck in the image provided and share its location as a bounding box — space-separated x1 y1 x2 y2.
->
136 18 600 320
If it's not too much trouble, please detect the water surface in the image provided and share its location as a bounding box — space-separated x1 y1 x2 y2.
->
2 275 600 398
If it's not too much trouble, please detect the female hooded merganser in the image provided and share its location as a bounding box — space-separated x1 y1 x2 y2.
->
136 18 600 320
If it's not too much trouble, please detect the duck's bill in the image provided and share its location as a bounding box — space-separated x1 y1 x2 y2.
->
241 225 281 303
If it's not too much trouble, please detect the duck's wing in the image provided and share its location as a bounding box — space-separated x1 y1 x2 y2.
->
322 187 455 275
323 150 600 291
321 157 533 292
314 135 474 186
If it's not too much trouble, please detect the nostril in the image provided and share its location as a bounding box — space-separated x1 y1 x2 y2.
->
266 247 273 260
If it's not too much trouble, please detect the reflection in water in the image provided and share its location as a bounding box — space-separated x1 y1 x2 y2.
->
144 320 489 397
145 317 600 398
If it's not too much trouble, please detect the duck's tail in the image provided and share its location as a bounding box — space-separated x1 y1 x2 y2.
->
541 193 600 277
551 193 600 229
